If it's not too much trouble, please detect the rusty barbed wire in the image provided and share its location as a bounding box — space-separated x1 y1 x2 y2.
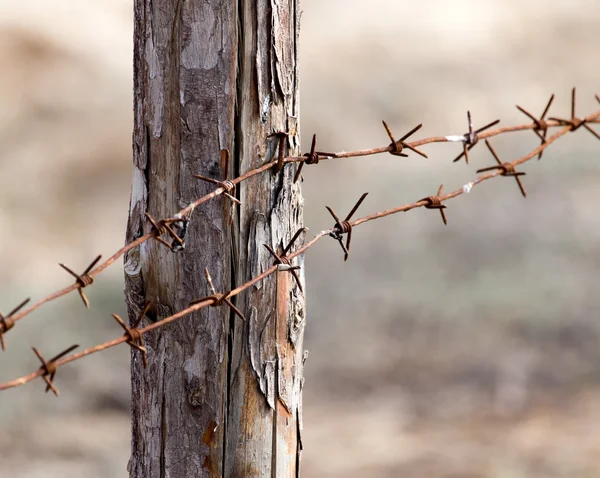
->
111 302 152 368
190 268 246 321
549 88 600 140
58 255 102 309
382 121 428 158
325 192 369 261
418 184 448 225
264 227 308 292
6 91 598 338
0 298 30 351
31 344 79 396
1 90 599 393
452 112 500 164
293 133 337 183
516 93 554 160
2 92 599 336
477 140 527 197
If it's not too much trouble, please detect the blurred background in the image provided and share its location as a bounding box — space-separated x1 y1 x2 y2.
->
1 1 600 476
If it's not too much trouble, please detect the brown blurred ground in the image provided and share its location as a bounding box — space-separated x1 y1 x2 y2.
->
1 1 600 477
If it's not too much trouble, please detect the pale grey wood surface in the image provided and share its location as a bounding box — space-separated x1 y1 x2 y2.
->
125 1 304 477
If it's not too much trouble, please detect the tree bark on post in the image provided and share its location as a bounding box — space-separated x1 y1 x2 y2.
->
125 1 304 477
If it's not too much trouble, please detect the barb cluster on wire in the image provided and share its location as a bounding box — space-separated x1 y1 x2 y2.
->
1 89 599 395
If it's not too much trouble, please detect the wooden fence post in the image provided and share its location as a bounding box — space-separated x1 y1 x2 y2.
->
125 1 304 476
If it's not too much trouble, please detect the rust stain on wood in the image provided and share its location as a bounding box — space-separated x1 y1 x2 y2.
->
202 455 213 473
202 419 217 446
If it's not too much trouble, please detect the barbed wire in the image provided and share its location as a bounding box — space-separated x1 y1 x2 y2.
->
1 89 599 395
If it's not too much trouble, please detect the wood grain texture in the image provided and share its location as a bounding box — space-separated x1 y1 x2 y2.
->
126 1 303 477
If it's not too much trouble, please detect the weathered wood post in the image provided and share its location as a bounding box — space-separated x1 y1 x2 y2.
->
125 1 304 476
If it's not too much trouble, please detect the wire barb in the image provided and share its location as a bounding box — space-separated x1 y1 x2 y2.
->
194 150 240 226
263 227 308 293
548 88 600 140
189 268 246 321
453 111 501 164
145 212 186 251
58 255 102 309
419 184 448 225
112 301 151 367
194 149 241 205
0 298 30 351
32 344 79 396
477 140 527 198
382 121 428 158
293 134 336 183
326 193 369 261
516 93 554 160
272 132 289 174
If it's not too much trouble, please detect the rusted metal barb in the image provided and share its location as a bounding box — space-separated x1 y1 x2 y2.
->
453 111 501 164
549 88 600 140
382 121 428 158
477 140 527 198
293 134 336 183
112 301 151 367
145 212 185 252
58 255 102 309
194 149 240 227
516 94 554 160
194 149 241 206
189 268 245 321
32 344 79 396
264 227 308 293
419 184 448 225
271 131 289 174
326 193 369 261
0 298 30 350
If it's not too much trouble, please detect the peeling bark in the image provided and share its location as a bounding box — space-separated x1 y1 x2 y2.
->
126 1 303 477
